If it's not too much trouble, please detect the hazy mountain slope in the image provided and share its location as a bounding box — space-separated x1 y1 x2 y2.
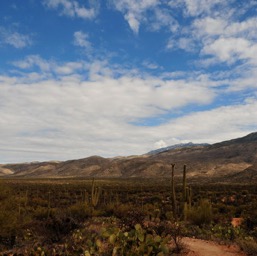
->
56 156 113 177
1 132 257 181
222 164 257 183
152 132 257 178
0 165 14 176
1 162 59 177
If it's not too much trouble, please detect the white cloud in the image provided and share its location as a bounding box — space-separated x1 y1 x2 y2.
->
199 35 257 67
183 0 227 17
1 2 257 163
142 60 159 69
165 8 257 69
8 58 217 120
111 0 234 39
12 55 85 75
0 57 222 162
154 140 167 149
206 17 257 65
158 98 257 144
43 0 98 19
13 55 52 71
193 17 227 37
224 17 257 39
55 62 84 75
1 55 257 163
110 0 160 34
124 12 140 34
193 16 257 43
112 1 179 34
148 7 179 32
0 27 32 48
227 67 257 91
167 37 196 52
202 37 251 63
73 31 92 51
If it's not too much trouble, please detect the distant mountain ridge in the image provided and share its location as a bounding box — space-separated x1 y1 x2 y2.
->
211 132 257 147
147 142 209 155
1 132 257 183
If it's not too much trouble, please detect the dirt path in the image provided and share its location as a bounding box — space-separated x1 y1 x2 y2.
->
182 237 246 256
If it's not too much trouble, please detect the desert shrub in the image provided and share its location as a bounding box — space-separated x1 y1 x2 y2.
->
109 203 146 229
0 182 19 249
184 224 205 239
237 238 257 255
40 209 79 243
7 221 173 256
96 223 171 256
103 201 116 217
69 202 91 221
244 215 257 238
119 209 145 230
211 224 242 241
0 184 18 232
144 203 162 222
169 222 185 253
30 197 49 207
249 227 257 239
111 203 134 218
0 200 19 237
32 206 49 221
150 221 185 253
0 182 12 201
188 199 213 226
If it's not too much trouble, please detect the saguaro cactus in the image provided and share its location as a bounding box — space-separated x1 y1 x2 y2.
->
182 164 193 220
182 164 187 203
47 191 51 219
84 190 89 205
171 164 177 220
186 186 192 208
91 178 101 209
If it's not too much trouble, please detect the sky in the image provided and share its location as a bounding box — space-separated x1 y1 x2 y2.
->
1 0 257 163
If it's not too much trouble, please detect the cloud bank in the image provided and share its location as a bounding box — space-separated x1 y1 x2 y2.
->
1 0 257 163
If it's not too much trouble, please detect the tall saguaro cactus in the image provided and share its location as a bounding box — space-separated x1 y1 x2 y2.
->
182 164 187 203
170 163 192 220
186 186 192 208
91 178 101 210
171 164 177 220
47 191 51 219
182 164 193 220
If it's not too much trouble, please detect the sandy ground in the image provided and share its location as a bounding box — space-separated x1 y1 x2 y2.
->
182 237 246 256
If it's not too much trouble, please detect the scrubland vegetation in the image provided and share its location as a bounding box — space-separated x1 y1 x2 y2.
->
1 169 257 255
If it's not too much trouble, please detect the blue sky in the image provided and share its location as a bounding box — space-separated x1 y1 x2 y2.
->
1 0 257 163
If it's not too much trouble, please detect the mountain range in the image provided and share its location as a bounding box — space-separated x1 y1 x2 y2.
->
1 132 257 182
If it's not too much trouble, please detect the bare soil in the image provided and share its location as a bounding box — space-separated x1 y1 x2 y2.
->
182 237 246 256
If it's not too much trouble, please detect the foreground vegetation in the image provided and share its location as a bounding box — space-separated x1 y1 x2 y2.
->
1 171 257 255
